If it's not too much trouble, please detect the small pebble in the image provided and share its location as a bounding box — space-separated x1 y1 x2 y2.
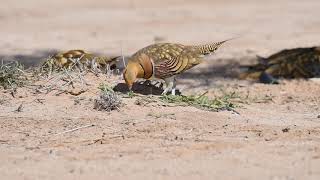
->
282 128 290 133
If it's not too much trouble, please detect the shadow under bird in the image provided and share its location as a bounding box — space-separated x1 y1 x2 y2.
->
123 40 231 95
46 49 120 72
239 47 320 84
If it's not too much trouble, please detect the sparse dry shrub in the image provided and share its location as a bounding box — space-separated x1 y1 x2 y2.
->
94 84 122 111
0 61 27 90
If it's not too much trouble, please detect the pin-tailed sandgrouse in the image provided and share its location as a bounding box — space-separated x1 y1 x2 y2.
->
123 40 230 95
45 49 119 72
239 47 320 84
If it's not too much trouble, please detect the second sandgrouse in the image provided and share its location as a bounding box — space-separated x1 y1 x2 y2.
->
123 40 230 95
44 49 120 72
239 47 320 83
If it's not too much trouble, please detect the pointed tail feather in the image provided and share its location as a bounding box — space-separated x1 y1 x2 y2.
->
195 37 237 55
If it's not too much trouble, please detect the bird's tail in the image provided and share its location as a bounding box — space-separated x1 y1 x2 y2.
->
194 37 237 55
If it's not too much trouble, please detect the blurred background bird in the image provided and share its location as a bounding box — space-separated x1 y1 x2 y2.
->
123 40 230 95
42 49 120 73
239 47 320 84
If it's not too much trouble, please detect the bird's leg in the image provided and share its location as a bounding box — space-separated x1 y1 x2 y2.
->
162 76 176 95
171 77 177 95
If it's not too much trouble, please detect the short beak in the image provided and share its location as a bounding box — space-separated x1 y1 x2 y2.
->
128 84 132 91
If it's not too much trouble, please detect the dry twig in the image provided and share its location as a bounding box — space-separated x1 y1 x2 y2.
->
52 124 95 136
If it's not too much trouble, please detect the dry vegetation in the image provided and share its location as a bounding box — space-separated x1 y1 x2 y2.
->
0 58 240 113
0 61 27 90
94 83 122 111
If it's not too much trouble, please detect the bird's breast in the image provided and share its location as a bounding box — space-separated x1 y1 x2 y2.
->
137 53 154 79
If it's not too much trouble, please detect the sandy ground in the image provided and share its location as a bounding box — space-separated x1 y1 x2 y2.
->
1 0 320 179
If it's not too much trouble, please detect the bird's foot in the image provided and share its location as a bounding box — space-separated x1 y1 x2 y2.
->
161 86 171 95
161 88 176 95
171 88 176 95
161 89 168 95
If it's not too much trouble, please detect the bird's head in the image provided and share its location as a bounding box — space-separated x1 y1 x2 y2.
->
123 54 153 91
123 60 144 90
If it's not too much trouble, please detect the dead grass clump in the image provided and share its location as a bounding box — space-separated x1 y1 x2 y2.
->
0 61 27 90
38 54 118 77
94 84 122 111
37 56 84 77
159 91 237 112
